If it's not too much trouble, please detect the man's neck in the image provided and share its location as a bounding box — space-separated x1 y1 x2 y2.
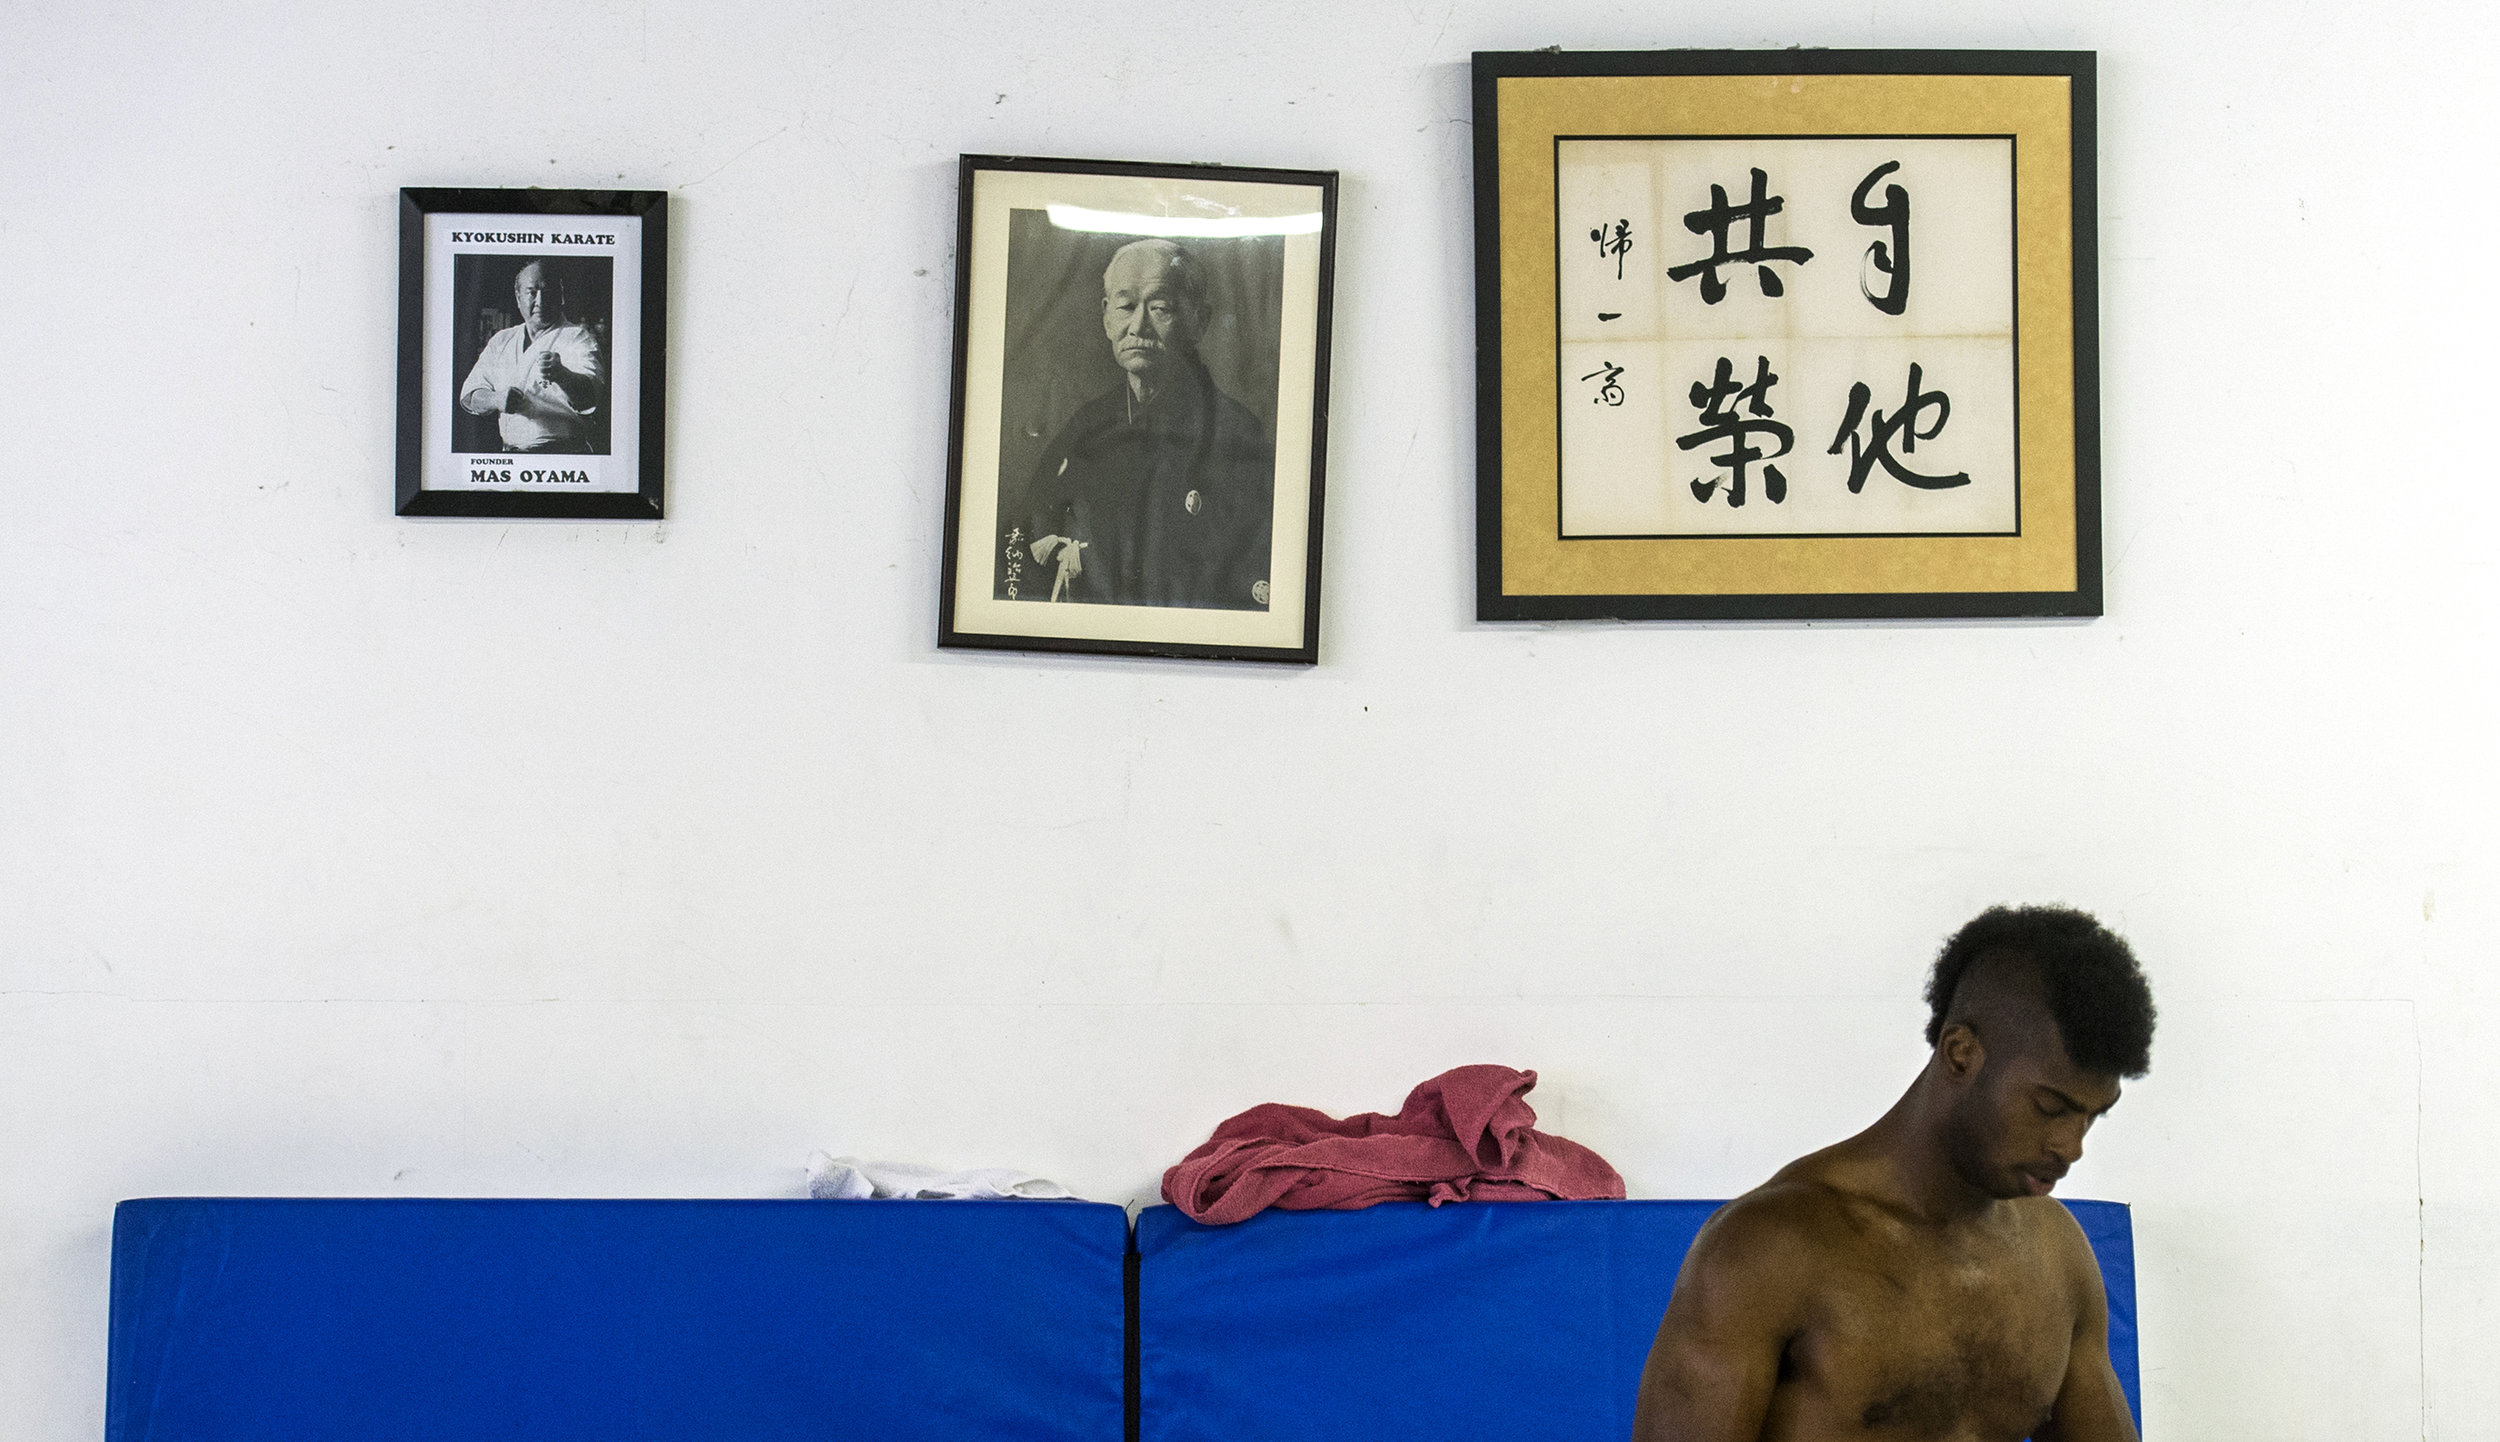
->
1839 1077 2003 1226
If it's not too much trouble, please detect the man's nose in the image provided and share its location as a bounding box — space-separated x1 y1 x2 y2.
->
2048 1123 2087 1166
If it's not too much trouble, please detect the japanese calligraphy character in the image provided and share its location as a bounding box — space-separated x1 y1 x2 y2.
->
1590 218 1634 280
1582 361 1627 407
1678 355 1791 507
1827 363 1970 491
1667 168 1814 304
1851 161 1911 316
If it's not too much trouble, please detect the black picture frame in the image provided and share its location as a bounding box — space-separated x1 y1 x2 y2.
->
1473 50 2100 620
938 155 1338 665
396 187 668 519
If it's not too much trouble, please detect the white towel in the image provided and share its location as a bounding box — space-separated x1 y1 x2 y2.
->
806 1152 1075 1201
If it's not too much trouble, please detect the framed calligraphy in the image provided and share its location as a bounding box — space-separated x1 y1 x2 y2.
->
395 187 668 519
939 156 1339 664
1472 51 2100 619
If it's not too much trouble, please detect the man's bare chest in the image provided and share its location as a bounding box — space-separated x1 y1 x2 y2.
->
1780 1228 2075 1440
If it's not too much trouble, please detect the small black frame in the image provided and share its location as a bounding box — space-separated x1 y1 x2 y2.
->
1473 50 2100 621
938 155 1339 665
396 187 668 519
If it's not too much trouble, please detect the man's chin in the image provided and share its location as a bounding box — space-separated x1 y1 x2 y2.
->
1965 1165 2057 1201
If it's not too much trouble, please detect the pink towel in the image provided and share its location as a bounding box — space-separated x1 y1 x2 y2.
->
1161 1065 1627 1225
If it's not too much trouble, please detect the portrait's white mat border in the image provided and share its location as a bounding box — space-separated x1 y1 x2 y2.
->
950 167 1325 652
418 212 644 494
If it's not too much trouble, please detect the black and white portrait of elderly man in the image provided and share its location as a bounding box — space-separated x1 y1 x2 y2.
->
1016 237 1278 611
456 258 607 455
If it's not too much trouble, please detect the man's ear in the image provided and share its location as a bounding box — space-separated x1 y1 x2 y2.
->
1938 1021 1986 1084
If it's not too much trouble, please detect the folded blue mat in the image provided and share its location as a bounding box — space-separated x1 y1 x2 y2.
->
106 1194 2138 1441
106 1198 1129 1442
1136 1198 2140 1441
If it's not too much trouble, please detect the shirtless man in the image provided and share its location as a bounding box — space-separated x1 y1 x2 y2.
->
1632 905 2155 1442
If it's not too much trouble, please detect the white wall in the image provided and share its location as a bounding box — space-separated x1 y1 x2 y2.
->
4 1 2494 1437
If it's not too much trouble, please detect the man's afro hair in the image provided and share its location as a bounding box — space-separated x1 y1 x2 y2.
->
1925 905 2156 1079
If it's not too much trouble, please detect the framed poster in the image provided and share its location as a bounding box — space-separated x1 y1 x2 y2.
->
939 155 1338 664
396 187 667 518
1473 51 2099 619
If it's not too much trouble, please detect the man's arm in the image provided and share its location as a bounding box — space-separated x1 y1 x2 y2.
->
2034 1210 2140 1442
1024 432 1089 601
507 368 590 425
1631 1197 1811 1442
532 330 604 414
458 339 507 416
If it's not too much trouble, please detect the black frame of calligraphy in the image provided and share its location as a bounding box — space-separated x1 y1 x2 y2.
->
937 154 1339 665
1472 49 2102 621
395 187 669 519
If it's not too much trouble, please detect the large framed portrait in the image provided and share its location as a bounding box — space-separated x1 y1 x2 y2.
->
1473 51 2100 619
939 155 1339 664
395 187 667 519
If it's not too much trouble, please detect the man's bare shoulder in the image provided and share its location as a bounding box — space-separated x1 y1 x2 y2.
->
1683 1170 1875 1287
2029 1193 2112 1301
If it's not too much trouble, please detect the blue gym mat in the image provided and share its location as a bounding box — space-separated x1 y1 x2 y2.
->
1135 1197 2141 1441
105 1194 2138 1440
105 1197 1129 1442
